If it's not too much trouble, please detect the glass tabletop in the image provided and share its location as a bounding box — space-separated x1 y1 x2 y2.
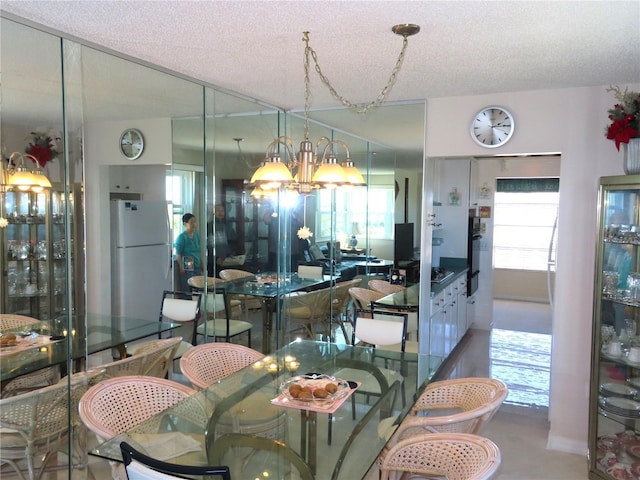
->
372 283 420 311
91 340 443 479
219 272 335 298
1 314 178 383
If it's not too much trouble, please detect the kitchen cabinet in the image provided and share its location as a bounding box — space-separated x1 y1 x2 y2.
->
456 276 469 341
430 272 469 357
589 175 640 480
430 288 446 357
0 185 81 320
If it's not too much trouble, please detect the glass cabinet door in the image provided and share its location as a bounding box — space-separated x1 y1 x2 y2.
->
590 175 640 480
0 186 76 321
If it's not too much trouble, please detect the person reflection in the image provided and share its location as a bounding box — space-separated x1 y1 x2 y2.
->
175 213 202 293
207 203 236 276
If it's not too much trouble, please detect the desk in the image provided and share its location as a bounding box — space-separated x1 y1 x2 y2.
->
0 315 178 385
90 340 443 480
219 273 335 353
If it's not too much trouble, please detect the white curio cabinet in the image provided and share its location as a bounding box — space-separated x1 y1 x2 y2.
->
590 175 640 480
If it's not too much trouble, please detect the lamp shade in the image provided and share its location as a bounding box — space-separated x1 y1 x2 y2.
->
9 166 41 191
250 154 294 191
312 155 347 186
341 159 366 186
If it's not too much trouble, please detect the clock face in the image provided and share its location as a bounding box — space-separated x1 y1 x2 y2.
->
120 128 144 160
470 107 514 148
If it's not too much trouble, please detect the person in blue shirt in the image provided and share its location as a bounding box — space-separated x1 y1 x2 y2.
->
175 213 202 292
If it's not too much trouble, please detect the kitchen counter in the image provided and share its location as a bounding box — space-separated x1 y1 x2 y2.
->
431 265 468 297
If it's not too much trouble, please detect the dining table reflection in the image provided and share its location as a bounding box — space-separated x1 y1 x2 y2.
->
90 339 444 479
216 272 337 353
0 313 179 388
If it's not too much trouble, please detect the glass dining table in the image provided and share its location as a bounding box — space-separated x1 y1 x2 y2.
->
90 339 443 479
0 314 179 385
217 273 337 353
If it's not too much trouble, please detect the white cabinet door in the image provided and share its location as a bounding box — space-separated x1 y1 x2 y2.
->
456 277 468 341
430 290 446 357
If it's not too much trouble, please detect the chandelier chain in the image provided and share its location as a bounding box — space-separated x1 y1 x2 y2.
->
303 33 313 140
305 35 410 115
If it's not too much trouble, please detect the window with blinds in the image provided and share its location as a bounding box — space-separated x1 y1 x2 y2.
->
493 178 559 271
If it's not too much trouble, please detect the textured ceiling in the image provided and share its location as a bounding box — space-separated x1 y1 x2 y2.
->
3 0 639 109
1 0 639 170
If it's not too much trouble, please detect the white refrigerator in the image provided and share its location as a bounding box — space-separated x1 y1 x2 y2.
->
111 200 173 322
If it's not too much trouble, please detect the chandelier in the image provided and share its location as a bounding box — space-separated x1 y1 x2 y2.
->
249 24 420 195
1 152 52 193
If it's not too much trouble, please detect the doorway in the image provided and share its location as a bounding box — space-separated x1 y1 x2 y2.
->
478 155 561 410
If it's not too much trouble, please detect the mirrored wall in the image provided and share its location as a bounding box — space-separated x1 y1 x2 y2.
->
1 15 424 475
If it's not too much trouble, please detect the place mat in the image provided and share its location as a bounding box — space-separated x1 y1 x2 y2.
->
0 335 62 357
271 382 359 414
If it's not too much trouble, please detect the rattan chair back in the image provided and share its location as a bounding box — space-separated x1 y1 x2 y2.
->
379 433 501 480
78 375 198 443
368 279 406 295
398 377 508 439
348 287 386 310
180 342 264 389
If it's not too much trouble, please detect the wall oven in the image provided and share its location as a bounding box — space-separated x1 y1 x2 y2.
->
468 212 481 296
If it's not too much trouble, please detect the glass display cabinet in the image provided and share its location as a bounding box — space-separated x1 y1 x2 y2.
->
0 185 80 320
590 175 640 480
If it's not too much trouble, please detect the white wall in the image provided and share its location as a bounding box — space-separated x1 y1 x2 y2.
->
84 118 172 317
425 83 640 456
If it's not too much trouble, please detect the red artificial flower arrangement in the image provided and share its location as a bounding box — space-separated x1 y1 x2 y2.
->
606 86 640 151
25 130 62 167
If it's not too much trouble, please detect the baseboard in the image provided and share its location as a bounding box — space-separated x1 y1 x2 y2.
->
546 433 589 457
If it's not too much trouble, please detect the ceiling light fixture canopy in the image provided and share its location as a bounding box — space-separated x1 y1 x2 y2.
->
249 24 419 194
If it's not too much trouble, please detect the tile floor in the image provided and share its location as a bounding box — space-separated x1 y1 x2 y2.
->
7 299 590 479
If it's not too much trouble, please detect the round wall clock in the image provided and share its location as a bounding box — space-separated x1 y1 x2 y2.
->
470 106 515 148
120 128 145 160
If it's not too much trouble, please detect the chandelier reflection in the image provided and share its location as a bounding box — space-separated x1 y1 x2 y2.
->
1 152 51 193
249 25 419 195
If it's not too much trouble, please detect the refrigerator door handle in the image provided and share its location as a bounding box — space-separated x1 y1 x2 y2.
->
165 244 172 281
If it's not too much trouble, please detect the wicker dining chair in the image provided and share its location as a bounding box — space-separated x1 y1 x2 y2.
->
329 278 362 343
348 286 386 310
218 269 262 312
78 375 199 443
379 433 502 480
397 377 509 439
0 369 102 480
0 314 61 398
284 287 334 340
181 343 287 443
79 376 203 480
123 336 183 378
180 342 264 389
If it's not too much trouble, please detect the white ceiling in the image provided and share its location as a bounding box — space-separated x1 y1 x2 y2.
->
2 0 639 169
